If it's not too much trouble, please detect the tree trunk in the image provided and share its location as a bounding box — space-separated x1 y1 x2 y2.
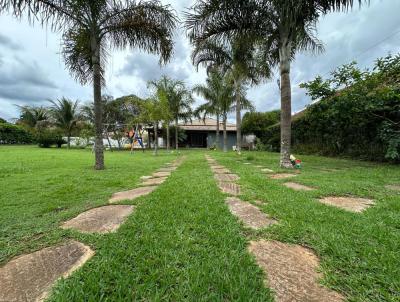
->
114 131 121 149
91 35 104 169
215 114 220 149
154 122 158 155
147 129 151 149
175 118 178 150
166 121 170 151
67 135 70 149
234 79 242 154
223 115 227 152
279 37 293 168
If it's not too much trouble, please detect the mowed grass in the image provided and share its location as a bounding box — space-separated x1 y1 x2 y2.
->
213 151 400 302
1 146 399 301
0 146 177 264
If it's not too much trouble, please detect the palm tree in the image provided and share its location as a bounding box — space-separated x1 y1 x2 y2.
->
186 0 365 167
49 98 80 148
191 37 267 154
16 105 48 129
6 0 177 169
167 81 194 150
193 70 228 149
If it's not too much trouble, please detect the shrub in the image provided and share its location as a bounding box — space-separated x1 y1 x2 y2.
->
36 129 66 148
0 123 33 144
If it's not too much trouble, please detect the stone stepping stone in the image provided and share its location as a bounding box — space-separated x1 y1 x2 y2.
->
218 181 241 195
385 184 400 191
140 175 153 180
211 165 224 169
255 165 264 168
318 196 374 213
141 177 167 186
158 167 177 172
270 173 297 179
243 162 252 165
248 240 344 302
212 168 231 174
109 186 156 203
284 182 315 191
61 205 134 233
226 197 276 229
152 171 171 178
0 241 94 302
214 173 240 182
261 168 274 173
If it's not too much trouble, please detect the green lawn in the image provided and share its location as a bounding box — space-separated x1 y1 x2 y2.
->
1 146 399 301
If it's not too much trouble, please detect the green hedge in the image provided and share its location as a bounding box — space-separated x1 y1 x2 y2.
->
263 55 400 162
0 123 33 144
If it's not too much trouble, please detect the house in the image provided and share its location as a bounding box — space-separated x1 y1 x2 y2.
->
178 118 237 149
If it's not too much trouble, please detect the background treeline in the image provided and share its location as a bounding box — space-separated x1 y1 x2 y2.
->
246 54 400 162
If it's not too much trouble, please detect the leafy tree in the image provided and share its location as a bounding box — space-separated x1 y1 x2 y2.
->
0 117 7 123
49 98 80 148
5 0 177 169
185 0 366 167
242 111 280 142
0 122 33 144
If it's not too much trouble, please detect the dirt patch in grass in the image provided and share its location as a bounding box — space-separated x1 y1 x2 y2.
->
284 182 315 191
141 177 167 186
109 186 156 203
385 184 400 191
270 173 297 179
61 205 134 233
318 196 374 213
218 182 241 196
152 171 171 178
0 241 94 302
214 174 240 182
226 197 276 229
248 240 344 302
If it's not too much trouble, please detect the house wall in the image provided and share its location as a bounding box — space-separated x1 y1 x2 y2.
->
207 132 237 150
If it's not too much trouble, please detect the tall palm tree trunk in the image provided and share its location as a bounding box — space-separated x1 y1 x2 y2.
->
67 134 71 149
154 122 158 155
91 36 104 170
166 121 170 151
175 118 179 150
235 80 241 154
279 38 293 168
223 115 227 152
215 114 220 149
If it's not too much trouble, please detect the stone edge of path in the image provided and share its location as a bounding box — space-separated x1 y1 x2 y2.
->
248 240 344 302
61 205 135 234
0 240 94 302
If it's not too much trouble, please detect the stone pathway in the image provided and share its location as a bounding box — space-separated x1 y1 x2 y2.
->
109 186 157 203
214 173 240 182
0 241 94 302
284 182 315 191
249 240 344 302
270 173 297 180
61 205 134 233
218 181 241 196
318 196 374 213
226 197 277 229
385 184 400 191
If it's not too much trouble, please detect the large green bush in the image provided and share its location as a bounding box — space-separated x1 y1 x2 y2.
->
0 123 33 144
36 129 66 148
264 54 400 162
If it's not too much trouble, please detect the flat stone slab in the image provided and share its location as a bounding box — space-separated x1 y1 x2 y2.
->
385 184 400 191
158 167 177 172
226 197 276 229
218 182 241 195
261 168 274 173
214 173 240 182
211 165 224 169
255 165 264 168
152 171 171 178
109 186 156 203
319 196 374 213
212 168 231 174
140 175 153 180
61 205 134 233
141 177 167 186
284 182 315 191
270 173 297 179
243 162 252 165
0 241 94 302
248 240 344 302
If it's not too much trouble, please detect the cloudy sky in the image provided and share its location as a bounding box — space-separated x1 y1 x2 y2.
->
0 0 399 121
